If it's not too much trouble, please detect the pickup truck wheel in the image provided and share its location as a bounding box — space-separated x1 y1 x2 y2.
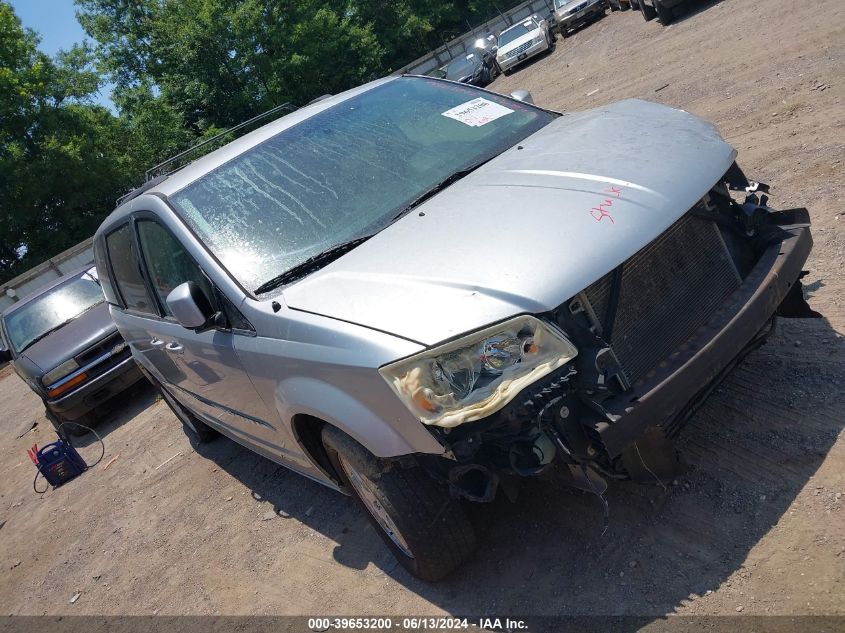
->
152 378 219 443
322 426 476 581
640 0 657 20
654 0 673 24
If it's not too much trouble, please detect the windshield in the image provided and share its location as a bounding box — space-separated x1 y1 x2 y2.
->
3 271 103 354
171 77 554 293
446 55 479 79
499 23 533 46
555 0 575 7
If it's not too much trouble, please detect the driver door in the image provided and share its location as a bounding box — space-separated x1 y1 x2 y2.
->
133 218 282 452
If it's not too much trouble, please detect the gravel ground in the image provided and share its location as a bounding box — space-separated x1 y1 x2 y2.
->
0 0 843 621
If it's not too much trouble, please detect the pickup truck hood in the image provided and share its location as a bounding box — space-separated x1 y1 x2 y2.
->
283 99 737 346
19 302 116 374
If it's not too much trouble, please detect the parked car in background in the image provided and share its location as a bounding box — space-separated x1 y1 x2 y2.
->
0 266 144 435
554 0 607 37
93 75 813 581
496 15 553 75
433 51 498 86
473 33 498 57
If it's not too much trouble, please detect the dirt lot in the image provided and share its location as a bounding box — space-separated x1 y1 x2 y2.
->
1 0 843 622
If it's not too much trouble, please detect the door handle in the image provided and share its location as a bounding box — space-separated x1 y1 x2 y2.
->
165 341 184 354
150 337 166 347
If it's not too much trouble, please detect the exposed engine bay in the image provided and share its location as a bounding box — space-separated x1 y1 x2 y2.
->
416 163 819 521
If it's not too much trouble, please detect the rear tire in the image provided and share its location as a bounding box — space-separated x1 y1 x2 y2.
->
322 426 476 581
640 0 657 20
152 377 219 443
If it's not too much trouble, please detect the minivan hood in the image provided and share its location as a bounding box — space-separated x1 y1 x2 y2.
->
283 99 737 346
19 302 116 374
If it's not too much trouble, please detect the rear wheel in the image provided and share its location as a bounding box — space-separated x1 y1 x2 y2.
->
322 426 476 581
640 0 657 20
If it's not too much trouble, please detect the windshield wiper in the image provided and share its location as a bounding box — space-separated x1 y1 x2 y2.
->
254 235 374 295
391 158 494 223
254 158 494 296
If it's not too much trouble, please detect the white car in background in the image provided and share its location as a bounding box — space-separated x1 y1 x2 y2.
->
496 16 554 75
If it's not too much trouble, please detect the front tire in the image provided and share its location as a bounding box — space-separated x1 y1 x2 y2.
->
640 0 657 20
322 426 476 581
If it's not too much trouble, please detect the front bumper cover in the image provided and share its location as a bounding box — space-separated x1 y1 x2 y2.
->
47 355 144 420
593 225 812 458
498 39 549 71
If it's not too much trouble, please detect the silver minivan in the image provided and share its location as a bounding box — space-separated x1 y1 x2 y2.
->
93 76 814 580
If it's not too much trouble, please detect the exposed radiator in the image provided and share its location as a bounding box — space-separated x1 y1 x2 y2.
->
583 214 741 386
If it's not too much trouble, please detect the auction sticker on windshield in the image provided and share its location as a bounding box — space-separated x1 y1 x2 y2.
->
442 98 514 127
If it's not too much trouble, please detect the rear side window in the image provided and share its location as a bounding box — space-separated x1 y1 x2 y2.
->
136 220 214 317
105 224 156 315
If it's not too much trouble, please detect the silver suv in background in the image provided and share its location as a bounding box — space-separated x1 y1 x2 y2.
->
94 76 814 580
553 0 607 37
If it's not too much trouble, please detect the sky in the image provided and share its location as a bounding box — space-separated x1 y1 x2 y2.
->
9 0 116 111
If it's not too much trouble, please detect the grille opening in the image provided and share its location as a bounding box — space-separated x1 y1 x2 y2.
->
582 214 741 385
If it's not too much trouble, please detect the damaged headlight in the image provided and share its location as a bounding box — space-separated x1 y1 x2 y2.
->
380 315 577 428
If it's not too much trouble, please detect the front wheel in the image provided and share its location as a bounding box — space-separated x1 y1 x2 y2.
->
322 426 476 581
640 0 657 20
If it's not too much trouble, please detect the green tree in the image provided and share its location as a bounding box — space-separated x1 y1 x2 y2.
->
77 0 385 129
0 2 134 282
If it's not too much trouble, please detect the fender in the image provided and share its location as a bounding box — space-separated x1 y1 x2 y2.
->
276 376 446 459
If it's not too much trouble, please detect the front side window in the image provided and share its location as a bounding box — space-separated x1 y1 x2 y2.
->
170 77 554 293
136 220 213 316
106 224 156 315
2 271 104 354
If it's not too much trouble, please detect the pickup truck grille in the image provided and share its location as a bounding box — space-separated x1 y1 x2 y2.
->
582 213 741 385
73 332 129 378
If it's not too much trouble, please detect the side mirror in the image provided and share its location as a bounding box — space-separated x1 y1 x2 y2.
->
509 90 534 105
166 282 224 332
0 346 11 363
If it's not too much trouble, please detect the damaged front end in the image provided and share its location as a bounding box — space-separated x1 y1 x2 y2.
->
410 163 817 514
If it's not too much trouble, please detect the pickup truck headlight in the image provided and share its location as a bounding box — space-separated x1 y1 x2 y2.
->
42 358 79 387
380 316 577 428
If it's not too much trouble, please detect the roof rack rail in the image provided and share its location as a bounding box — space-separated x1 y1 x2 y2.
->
115 174 169 207
143 101 297 182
